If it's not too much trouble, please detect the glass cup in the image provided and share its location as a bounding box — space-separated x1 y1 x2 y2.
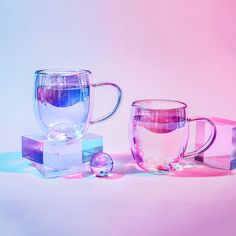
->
34 69 122 141
129 99 217 174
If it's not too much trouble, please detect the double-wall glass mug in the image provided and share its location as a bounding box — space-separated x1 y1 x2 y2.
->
34 69 122 141
129 99 217 174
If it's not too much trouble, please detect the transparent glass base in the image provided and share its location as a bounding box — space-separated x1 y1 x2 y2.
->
195 117 236 170
46 124 83 142
137 162 183 175
22 133 103 178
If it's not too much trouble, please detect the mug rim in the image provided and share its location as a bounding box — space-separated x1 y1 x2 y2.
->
35 69 92 76
132 99 187 111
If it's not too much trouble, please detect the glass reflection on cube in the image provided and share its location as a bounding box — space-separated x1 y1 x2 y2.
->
195 117 236 170
22 133 103 178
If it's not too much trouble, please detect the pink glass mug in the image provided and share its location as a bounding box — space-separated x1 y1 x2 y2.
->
129 99 217 174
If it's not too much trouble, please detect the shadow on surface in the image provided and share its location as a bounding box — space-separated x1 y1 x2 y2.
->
61 154 149 180
111 154 235 178
0 152 234 179
0 152 42 177
169 163 233 178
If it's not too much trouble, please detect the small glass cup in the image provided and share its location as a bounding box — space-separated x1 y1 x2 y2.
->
34 69 122 141
129 99 217 174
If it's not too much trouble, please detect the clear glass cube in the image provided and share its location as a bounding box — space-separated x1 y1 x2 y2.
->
195 117 236 170
22 133 103 178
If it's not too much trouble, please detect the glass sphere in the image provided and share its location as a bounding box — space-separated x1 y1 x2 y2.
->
90 152 113 177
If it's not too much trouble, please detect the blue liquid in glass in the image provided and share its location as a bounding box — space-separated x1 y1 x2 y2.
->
37 85 90 107
36 85 90 140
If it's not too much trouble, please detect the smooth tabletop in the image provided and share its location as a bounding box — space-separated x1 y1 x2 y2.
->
0 152 235 236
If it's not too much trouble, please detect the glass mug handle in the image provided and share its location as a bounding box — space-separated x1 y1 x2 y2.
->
184 117 217 158
90 82 122 124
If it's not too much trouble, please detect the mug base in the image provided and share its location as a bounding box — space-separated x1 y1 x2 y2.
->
47 131 83 142
137 162 183 175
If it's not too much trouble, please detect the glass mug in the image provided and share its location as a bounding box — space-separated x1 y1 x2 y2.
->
34 69 122 141
129 99 217 174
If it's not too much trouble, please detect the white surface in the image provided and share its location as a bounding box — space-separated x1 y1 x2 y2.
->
0 154 236 236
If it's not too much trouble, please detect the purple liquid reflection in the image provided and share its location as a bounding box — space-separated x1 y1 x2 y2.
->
133 107 186 133
37 85 90 107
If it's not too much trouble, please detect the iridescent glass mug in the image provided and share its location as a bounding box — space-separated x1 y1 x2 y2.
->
129 99 217 174
34 69 122 141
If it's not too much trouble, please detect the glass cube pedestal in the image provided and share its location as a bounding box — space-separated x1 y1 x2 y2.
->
22 133 103 178
195 117 236 170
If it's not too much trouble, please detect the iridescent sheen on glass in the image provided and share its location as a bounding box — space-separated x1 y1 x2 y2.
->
90 152 113 177
129 99 217 174
195 117 236 170
34 69 122 142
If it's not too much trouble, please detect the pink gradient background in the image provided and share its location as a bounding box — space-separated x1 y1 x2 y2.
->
0 0 236 154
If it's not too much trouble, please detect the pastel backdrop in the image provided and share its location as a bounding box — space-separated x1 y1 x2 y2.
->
0 0 235 153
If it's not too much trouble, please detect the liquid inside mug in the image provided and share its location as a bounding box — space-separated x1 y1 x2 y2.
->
129 99 217 174
34 69 122 141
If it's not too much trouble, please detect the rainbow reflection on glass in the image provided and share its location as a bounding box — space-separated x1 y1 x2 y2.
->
129 99 217 174
34 69 122 142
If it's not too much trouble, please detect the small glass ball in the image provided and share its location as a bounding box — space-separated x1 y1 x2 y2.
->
90 152 113 177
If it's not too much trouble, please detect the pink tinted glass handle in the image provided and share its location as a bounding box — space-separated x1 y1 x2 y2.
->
184 117 217 158
90 82 122 124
